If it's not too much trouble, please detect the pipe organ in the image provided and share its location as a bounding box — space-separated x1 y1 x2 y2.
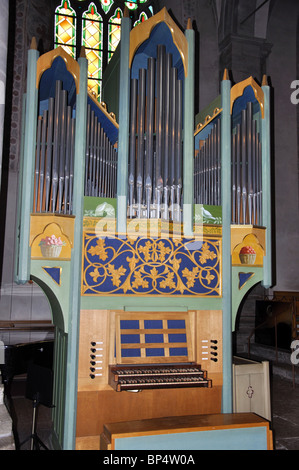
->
128 44 183 221
34 80 76 215
85 103 118 200
231 101 263 226
194 116 221 207
15 7 273 451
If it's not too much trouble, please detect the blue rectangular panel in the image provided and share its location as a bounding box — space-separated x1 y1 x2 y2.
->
114 427 268 450
121 334 140 344
168 320 185 329
146 348 165 357
120 320 140 329
145 334 164 343
169 347 188 356
144 320 163 329
121 349 141 358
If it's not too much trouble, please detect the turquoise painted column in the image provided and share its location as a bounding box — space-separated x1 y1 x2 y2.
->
183 19 195 237
261 76 272 289
220 70 233 413
14 93 26 284
17 39 39 283
117 10 131 234
63 48 88 450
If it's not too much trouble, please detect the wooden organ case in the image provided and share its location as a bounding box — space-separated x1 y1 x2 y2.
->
15 6 273 451
77 310 222 448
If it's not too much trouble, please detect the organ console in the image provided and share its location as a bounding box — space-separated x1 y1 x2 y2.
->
14 6 273 450
108 364 211 392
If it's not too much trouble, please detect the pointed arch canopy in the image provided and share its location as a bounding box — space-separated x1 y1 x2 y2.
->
129 7 189 78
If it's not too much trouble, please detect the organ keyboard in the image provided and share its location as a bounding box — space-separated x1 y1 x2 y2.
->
108 364 212 391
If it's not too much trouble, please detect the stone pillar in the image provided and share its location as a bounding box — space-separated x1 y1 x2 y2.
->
0 0 9 191
219 34 272 83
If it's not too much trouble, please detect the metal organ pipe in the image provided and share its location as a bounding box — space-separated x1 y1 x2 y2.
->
33 81 76 214
52 80 62 213
58 90 67 214
241 108 247 224
39 109 48 213
155 45 165 220
128 45 183 221
230 102 262 225
129 78 138 218
194 101 262 226
193 118 221 207
45 97 54 212
236 123 241 224
145 57 155 218
33 80 117 215
64 105 72 214
170 66 177 219
163 53 172 220
136 68 146 218
175 77 183 221
34 115 42 213
84 104 117 200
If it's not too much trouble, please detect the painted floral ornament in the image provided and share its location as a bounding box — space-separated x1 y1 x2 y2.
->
239 245 256 264
39 235 65 258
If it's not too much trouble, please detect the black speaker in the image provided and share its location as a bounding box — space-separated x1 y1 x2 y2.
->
25 363 53 408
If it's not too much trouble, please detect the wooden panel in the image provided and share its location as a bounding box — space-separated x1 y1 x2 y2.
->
78 310 109 389
76 385 222 441
233 358 271 421
103 412 270 437
76 436 100 450
196 310 222 379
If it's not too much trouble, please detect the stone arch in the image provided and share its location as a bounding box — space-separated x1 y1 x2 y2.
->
233 281 266 354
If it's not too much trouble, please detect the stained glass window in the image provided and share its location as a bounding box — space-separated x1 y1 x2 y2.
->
100 0 113 13
54 0 155 101
54 0 76 58
125 1 147 11
82 3 102 100
108 8 122 62
133 11 148 27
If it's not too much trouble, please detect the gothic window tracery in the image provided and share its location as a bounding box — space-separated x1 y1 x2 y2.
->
54 0 155 101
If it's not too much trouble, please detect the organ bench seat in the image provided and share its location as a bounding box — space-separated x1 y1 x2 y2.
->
100 412 273 450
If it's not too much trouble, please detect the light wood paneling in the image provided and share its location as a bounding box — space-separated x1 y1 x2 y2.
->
78 309 110 389
76 385 222 441
195 310 222 380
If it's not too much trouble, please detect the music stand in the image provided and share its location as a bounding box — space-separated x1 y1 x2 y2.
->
20 363 53 450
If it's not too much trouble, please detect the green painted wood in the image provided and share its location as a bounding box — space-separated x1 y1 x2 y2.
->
102 46 120 121
63 53 88 450
231 266 263 330
116 15 131 234
52 327 67 450
30 262 71 331
114 426 268 450
220 74 233 413
80 294 223 312
183 27 195 237
261 84 272 288
195 95 221 127
17 48 39 283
